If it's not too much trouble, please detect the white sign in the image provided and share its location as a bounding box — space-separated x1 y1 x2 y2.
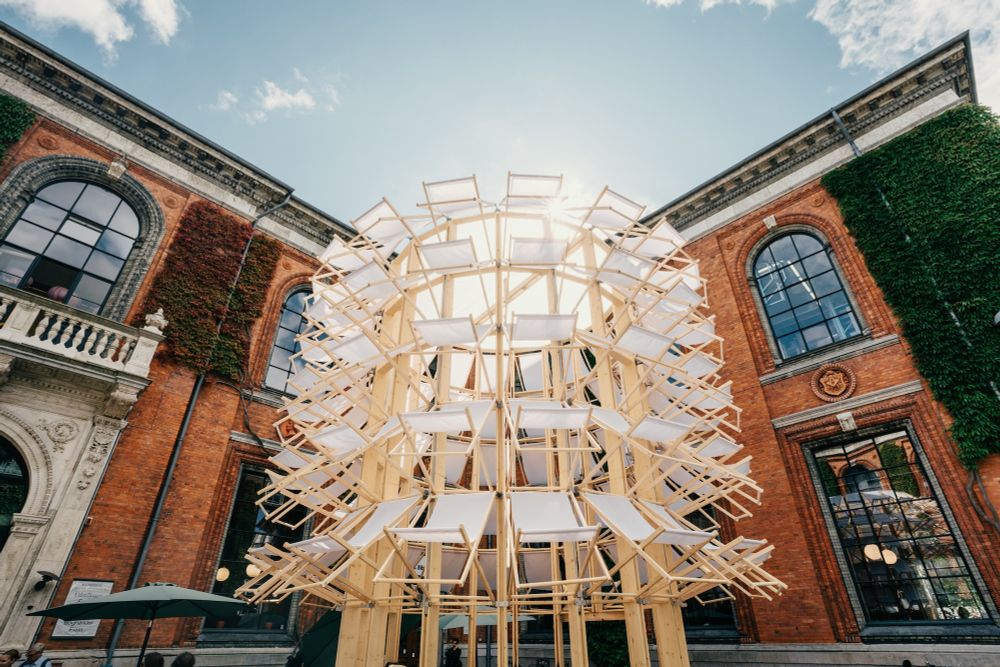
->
52 580 114 638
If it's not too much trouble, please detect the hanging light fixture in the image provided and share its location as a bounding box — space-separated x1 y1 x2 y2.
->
881 548 898 565
245 563 261 578
863 544 883 561
215 566 230 582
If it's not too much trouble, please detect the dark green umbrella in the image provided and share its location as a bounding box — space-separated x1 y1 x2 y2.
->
29 582 250 666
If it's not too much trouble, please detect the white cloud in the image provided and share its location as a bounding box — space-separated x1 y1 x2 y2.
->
257 81 316 112
0 0 182 55
810 0 1000 109
209 90 238 111
646 0 999 109
212 69 341 124
134 0 181 44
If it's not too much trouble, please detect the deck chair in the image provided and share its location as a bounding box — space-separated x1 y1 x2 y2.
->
509 492 607 592
269 495 422 600
582 493 717 596
377 492 495 588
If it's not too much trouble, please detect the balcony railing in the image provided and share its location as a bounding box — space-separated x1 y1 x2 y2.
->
0 285 164 378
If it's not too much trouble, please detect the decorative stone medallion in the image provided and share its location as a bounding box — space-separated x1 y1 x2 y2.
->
38 420 79 452
36 134 59 150
811 363 856 402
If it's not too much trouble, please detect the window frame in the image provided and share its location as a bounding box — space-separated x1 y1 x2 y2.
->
0 179 141 314
746 225 868 365
0 435 29 554
199 463 305 645
263 287 311 396
0 156 165 321
801 421 1000 640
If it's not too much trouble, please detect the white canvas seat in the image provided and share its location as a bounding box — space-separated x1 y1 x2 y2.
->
630 416 691 447
616 325 673 360
698 435 742 459
418 238 478 270
510 313 576 342
414 316 488 346
509 237 568 265
512 400 591 431
510 492 598 543
584 189 644 230
584 493 713 547
401 400 493 434
391 492 494 544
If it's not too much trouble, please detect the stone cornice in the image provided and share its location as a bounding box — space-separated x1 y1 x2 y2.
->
771 380 923 430
642 33 975 234
0 22 354 249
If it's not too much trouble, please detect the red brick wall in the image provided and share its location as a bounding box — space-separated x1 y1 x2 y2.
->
684 180 1000 643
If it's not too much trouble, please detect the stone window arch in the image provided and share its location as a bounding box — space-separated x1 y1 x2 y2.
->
0 156 165 320
746 225 866 361
0 436 28 553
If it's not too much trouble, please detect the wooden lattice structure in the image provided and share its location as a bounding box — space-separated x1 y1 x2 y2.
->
237 174 785 666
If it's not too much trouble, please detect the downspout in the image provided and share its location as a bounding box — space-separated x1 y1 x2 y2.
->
104 192 294 664
830 109 1000 531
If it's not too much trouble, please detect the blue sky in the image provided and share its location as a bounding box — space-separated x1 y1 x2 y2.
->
0 1 996 223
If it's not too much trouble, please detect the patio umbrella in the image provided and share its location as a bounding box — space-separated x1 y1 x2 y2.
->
28 582 250 666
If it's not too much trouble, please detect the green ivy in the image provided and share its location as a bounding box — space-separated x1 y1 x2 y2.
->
823 105 1000 468
586 620 630 667
878 443 919 496
0 93 35 156
137 201 280 379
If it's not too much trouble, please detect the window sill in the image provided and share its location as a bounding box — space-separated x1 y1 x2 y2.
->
859 621 1000 643
197 630 295 647
759 333 899 385
684 627 741 643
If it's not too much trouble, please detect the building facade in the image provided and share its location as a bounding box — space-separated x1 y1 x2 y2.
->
0 21 996 667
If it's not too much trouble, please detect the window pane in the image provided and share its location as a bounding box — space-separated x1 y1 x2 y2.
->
266 290 313 393
758 272 782 296
109 203 140 237
793 301 824 328
819 292 852 319
778 261 808 287
830 313 860 341
768 235 798 268
61 219 102 246
811 271 841 298
754 247 777 276
36 181 86 209
84 251 125 281
802 323 833 350
0 246 35 286
770 310 798 337
776 332 806 358
21 200 66 230
46 236 91 269
802 251 833 277
96 229 135 259
791 233 823 256
811 432 989 625
6 221 54 253
785 281 816 308
71 274 112 306
763 290 790 316
72 185 122 224
25 258 77 299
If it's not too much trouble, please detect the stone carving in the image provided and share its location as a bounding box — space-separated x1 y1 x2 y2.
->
9 513 49 538
103 385 140 420
0 352 14 386
143 308 169 335
35 134 58 150
107 157 128 180
38 420 79 452
163 195 181 209
811 363 856 402
77 416 123 490
837 411 858 432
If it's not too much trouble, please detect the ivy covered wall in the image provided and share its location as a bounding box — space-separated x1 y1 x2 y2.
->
137 200 280 380
823 105 1000 468
0 93 34 157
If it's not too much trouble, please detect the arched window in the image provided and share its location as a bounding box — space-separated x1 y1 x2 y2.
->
0 437 29 553
753 232 861 359
0 181 140 314
265 289 310 395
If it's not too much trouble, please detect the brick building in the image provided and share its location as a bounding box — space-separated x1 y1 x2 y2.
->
0 20 996 667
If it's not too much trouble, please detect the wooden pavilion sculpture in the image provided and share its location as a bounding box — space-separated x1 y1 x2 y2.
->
237 174 785 667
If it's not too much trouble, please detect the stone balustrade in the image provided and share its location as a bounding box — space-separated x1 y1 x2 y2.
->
0 285 164 378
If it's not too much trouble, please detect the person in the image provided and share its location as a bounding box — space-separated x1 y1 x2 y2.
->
144 652 165 667
19 643 51 667
444 638 461 667
0 648 20 667
170 652 195 667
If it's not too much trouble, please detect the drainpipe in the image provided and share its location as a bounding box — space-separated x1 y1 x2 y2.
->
103 192 293 665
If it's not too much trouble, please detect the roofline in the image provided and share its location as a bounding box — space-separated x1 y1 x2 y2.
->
641 31 974 224
0 20 354 235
